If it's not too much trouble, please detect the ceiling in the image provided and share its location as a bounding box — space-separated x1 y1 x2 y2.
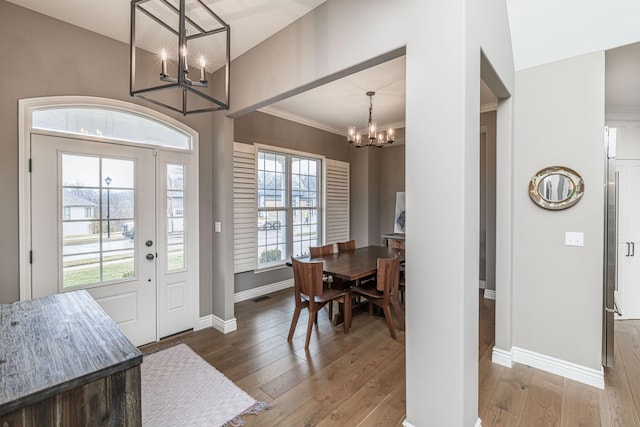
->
7 0 640 134
6 0 326 65
507 0 640 71
606 42 640 109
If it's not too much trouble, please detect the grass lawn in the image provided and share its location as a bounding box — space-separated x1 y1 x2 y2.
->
63 252 184 288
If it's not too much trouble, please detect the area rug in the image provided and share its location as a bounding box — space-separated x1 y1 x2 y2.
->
141 343 269 426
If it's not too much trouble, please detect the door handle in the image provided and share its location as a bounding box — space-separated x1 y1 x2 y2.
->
606 298 622 316
632 242 635 257
626 242 630 256
146 253 155 260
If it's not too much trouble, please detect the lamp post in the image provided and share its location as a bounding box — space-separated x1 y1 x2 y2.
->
105 177 112 238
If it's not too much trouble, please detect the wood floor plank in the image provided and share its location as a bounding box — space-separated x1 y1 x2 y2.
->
259 317 386 398
520 378 563 426
488 362 535 420
598 338 640 427
260 320 389 399
617 330 640 416
355 380 406 427
560 378 600 427
279 335 403 425
482 406 522 427
313 354 405 427
479 342 505 420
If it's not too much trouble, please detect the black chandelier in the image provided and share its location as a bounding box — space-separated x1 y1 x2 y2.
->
347 91 395 147
130 0 230 115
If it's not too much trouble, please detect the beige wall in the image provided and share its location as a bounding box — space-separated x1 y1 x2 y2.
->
0 1 215 316
512 52 605 369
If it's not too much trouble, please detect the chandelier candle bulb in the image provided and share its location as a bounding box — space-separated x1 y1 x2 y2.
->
387 128 395 143
182 45 188 73
368 121 377 140
347 125 356 143
199 56 206 82
160 49 168 77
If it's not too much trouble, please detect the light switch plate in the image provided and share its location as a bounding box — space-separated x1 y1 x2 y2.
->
215 221 221 233
565 231 584 246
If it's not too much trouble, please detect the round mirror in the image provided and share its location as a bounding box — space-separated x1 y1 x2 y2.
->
529 166 584 210
537 174 575 202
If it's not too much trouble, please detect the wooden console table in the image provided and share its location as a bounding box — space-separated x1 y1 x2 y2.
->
0 290 142 426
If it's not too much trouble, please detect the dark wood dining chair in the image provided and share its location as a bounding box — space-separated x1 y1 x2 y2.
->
288 257 351 349
337 239 356 252
309 243 334 258
309 243 338 320
399 264 405 303
350 256 404 339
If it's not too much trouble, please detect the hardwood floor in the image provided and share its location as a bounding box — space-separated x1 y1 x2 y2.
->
478 295 640 427
141 289 640 426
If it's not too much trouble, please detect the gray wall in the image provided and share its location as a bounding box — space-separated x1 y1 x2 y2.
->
480 111 497 291
0 1 216 316
378 144 406 240
512 52 605 370
233 111 350 293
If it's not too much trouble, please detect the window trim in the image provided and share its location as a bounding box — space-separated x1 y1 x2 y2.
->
254 144 325 271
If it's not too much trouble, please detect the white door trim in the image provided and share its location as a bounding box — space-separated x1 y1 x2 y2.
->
19 96 200 339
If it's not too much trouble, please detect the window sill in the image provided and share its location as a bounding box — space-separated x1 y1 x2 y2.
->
254 263 289 274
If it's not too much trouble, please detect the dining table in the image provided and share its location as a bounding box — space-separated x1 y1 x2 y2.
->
297 245 404 282
289 245 405 324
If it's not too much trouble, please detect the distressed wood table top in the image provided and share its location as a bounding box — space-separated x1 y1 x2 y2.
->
0 290 142 416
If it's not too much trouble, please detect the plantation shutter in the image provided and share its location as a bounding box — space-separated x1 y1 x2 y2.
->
325 159 350 244
233 142 256 273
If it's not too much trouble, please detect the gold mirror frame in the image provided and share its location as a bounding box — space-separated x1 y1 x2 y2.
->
529 166 584 210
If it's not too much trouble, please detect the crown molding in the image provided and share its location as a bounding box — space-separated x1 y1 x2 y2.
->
259 106 345 135
480 102 498 113
259 106 406 137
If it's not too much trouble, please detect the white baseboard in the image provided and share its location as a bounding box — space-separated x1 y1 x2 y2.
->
492 347 513 368
195 314 237 334
195 315 213 331
492 345 604 389
511 346 604 389
403 418 480 426
234 278 294 303
212 314 238 334
479 280 486 289
483 289 496 300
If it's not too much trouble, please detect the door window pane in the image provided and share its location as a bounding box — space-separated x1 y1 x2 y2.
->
167 164 185 272
61 154 136 288
33 107 191 150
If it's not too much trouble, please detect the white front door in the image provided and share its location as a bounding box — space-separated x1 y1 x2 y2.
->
31 134 158 345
